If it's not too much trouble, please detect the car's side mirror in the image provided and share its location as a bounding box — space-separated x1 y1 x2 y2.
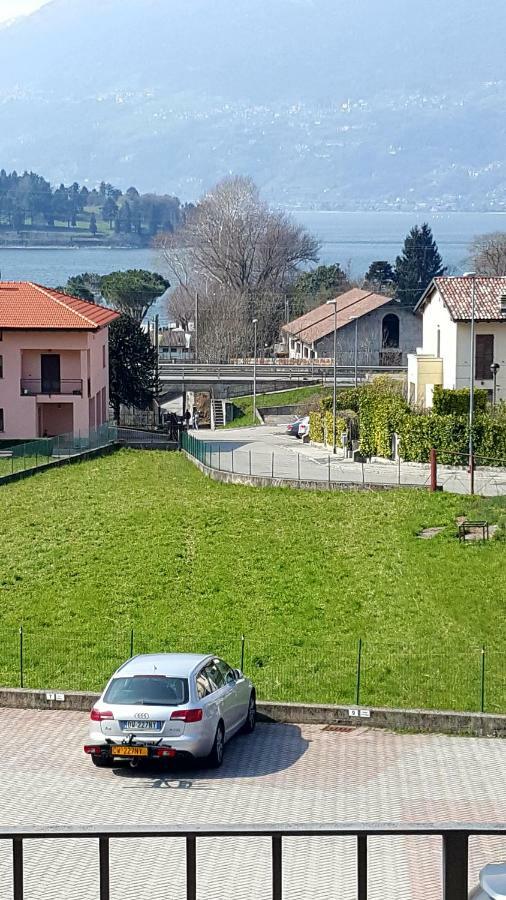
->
233 669 242 681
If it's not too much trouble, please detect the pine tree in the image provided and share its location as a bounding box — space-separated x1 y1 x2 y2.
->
364 260 396 291
395 224 445 307
89 213 98 236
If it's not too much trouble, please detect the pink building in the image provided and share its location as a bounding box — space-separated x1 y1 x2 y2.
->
0 282 119 440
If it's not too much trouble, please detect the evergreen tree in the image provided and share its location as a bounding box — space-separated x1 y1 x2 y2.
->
102 197 118 229
89 212 98 235
101 269 170 322
395 224 445 307
108 315 158 422
291 263 348 314
364 260 396 291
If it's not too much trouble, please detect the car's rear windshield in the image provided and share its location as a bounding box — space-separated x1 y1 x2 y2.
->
104 675 189 706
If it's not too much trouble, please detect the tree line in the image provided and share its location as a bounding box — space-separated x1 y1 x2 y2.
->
0 169 186 237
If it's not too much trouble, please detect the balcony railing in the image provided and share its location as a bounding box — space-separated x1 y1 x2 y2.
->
20 379 83 396
0 822 503 899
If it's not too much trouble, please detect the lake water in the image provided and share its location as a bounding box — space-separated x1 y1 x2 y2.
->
1 211 505 323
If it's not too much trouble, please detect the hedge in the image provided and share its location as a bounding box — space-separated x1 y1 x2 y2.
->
309 411 346 448
433 386 488 416
399 414 506 464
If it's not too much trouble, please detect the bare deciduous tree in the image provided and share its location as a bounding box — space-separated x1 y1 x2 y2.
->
157 176 319 360
469 232 506 275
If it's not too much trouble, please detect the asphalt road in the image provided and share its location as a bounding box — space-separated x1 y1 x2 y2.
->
1 709 505 899
191 425 506 495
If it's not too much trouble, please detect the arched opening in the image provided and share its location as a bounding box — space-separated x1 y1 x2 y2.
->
382 313 400 349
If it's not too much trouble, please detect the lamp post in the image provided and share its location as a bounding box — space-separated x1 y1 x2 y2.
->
491 362 500 409
252 318 258 425
326 299 338 454
464 272 476 494
349 315 359 388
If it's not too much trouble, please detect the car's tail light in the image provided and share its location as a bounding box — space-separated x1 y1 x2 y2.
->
170 708 203 723
90 708 114 721
154 747 177 758
84 745 104 755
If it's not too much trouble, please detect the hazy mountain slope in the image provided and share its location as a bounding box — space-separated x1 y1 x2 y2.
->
0 0 506 207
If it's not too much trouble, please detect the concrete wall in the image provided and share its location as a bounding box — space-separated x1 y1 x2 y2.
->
456 321 506 400
421 291 458 389
313 306 421 365
0 688 504 737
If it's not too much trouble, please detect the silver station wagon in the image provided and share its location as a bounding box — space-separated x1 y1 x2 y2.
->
85 653 256 768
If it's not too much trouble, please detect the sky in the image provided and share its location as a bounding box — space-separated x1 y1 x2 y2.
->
0 0 50 24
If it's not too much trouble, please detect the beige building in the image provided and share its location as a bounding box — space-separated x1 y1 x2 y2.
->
408 276 506 407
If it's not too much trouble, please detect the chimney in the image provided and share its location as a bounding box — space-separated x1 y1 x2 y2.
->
501 294 506 315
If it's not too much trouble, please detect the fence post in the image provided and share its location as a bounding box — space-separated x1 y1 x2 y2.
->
272 452 275 479
231 449 234 473
249 450 252 476
218 445 221 471
19 626 24 689
355 637 363 705
398 454 401 486
430 448 438 493
23 443 26 470
480 646 486 713
297 453 300 482
130 628 134 658
240 634 245 672
361 461 365 486
328 454 331 487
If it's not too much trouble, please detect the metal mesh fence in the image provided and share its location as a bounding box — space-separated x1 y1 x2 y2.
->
182 433 506 495
0 424 117 479
1 629 504 714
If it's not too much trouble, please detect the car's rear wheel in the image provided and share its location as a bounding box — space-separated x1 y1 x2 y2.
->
92 754 113 768
208 722 225 768
242 692 256 733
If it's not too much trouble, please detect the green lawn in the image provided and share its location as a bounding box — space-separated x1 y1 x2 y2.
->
225 385 328 427
1 450 505 713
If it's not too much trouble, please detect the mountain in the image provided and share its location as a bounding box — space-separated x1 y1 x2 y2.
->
1 0 506 209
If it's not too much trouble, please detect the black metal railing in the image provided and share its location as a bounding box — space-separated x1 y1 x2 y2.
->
0 823 502 899
20 379 83 396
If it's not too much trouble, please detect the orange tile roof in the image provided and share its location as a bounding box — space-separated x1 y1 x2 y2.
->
0 282 120 330
417 276 506 321
282 288 395 344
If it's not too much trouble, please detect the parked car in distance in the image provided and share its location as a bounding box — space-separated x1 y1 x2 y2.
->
470 862 506 899
85 653 256 769
297 416 310 439
286 417 302 437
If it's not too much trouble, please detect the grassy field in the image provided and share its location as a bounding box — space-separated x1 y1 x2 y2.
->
1 449 505 712
225 384 328 427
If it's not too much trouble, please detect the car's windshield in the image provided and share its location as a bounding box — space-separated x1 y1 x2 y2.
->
104 675 189 706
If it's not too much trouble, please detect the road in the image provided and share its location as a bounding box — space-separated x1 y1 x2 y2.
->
1 709 505 899
190 425 506 496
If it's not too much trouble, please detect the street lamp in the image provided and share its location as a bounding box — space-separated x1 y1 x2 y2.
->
326 299 338 454
252 318 258 425
464 272 477 494
349 315 359 388
491 362 500 408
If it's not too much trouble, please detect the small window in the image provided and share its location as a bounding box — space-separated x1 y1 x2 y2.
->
102 344 106 368
0 355 3 378
216 659 236 685
204 661 225 691
196 669 213 699
0 409 3 432
436 327 441 358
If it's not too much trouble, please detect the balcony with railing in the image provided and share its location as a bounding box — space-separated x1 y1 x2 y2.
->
0 823 500 899
20 379 83 397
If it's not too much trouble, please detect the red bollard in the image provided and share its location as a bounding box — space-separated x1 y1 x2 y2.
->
430 448 437 492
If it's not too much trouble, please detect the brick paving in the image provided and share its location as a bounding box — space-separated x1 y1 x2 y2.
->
0 709 505 898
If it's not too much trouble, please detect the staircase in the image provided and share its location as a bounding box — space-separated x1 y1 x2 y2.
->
211 399 226 430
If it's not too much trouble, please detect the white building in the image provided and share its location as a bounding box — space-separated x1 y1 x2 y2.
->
408 276 506 407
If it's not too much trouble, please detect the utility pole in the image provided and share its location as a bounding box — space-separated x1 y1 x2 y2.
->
326 299 338 454
464 272 476 494
252 318 258 425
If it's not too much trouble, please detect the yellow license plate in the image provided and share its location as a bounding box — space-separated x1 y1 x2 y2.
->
113 746 149 757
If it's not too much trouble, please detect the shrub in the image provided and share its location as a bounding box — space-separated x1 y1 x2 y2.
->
309 411 324 444
398 413 506 464
359 393 409 458
433 386 488 416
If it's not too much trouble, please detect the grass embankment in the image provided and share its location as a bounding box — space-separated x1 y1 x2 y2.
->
1 450 505 713
225 385 328 428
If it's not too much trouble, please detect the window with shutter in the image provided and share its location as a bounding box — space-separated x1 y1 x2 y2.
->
475 334 494 380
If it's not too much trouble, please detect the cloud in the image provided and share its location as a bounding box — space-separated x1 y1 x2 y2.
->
0 0 51 25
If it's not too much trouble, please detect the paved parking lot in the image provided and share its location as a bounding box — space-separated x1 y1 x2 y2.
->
1 709 506 898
